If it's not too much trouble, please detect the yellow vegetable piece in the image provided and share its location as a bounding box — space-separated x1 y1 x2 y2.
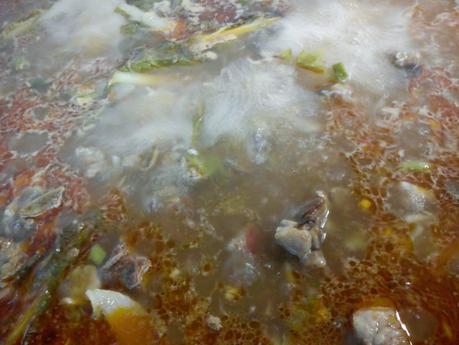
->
190 17 278 52
358 198 372 210
224 286 244 302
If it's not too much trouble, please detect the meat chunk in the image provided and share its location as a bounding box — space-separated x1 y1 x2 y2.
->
352 307 411 345
274 219 312 262
274 192 329 266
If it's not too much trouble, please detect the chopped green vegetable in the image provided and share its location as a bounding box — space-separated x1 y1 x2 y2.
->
296 51 325 73
332 62 348 81
398 160 430 172
121 54 194 73
120 43 197 73
277 48 293 61
89 244 107 265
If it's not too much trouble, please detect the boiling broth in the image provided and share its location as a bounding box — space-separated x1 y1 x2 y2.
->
0 1 458 344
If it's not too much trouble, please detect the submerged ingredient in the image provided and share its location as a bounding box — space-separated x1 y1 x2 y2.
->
0 0 458 344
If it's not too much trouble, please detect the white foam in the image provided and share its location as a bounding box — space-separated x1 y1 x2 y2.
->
69 0 420 210
261 0 416 96
201 58 319 148
40 0 126 57
85 87 196 156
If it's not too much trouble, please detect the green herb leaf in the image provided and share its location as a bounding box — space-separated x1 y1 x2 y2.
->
332 62 348 82
89 244 107 266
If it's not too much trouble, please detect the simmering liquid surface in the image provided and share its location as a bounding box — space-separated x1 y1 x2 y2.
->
0 1 458 344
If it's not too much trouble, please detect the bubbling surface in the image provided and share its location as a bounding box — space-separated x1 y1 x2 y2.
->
0 0 458 344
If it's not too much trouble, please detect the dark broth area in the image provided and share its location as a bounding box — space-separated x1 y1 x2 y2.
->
0 1 458 345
